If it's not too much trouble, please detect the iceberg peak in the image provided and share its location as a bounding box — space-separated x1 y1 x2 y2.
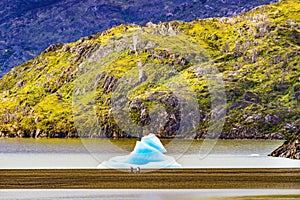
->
140 133 167 153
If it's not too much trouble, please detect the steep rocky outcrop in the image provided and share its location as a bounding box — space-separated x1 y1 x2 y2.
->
128 92 181 137
269 139 300 159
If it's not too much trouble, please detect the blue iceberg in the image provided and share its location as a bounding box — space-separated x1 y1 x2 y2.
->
98 133 181 169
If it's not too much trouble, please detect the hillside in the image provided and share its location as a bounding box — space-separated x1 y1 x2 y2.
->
0 0 299 158
0 0 278 76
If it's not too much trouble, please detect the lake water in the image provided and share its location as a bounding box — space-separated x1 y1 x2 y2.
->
0 139 299 168
1 189 300 200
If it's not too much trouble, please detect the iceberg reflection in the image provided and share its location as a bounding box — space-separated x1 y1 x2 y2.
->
98 134 181 169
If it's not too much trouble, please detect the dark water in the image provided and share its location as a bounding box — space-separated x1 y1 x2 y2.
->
0 139 299 168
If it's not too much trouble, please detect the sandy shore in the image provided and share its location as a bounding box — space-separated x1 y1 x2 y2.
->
1 168 299 189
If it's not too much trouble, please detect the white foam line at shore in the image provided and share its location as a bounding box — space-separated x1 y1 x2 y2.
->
0 189 299 200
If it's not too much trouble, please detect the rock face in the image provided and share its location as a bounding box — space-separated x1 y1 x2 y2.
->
0 0 278 76
128 92 182 137
269 139 300 159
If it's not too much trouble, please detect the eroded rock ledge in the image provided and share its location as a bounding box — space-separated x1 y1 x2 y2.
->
269 139 300 159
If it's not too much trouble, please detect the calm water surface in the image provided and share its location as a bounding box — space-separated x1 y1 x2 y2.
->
0 138 299 168
1 189 300 200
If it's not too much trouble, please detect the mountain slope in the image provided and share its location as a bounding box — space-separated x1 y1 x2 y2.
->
0 0 299 158
0 0 278 76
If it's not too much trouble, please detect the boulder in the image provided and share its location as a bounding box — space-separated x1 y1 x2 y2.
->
266 132 286 140
244 91 260 103
265 114 281 125
220 123 265 139
245 114 262 123
44 44 63 53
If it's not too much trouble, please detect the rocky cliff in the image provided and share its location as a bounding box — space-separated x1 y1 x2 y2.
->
269 135 300 159
0 0 299 158
0 0 278 76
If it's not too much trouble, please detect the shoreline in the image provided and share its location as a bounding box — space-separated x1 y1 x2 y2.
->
0 189 299 200
1 168 299 189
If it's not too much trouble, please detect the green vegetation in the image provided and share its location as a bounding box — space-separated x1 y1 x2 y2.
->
0 0 299 144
